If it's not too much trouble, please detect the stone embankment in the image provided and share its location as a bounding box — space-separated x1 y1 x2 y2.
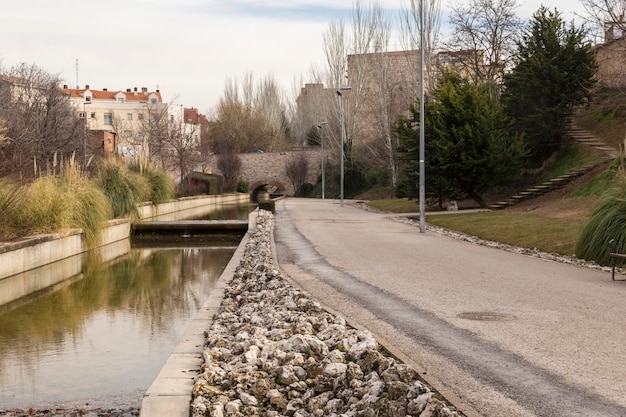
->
190 210 460 417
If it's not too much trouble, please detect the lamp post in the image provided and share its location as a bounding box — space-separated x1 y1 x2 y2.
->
83 101 91 169
418 0 426 233
336 86 351 207
317 122 328 199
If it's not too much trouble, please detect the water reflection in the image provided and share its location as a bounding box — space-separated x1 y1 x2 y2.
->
0 246 235 409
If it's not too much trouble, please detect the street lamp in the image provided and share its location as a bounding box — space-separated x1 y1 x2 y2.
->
418 0 426 233
83 101 91 169
336 86 351 207
317 122 328 199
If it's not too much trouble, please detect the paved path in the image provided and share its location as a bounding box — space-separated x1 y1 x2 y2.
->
273 198 626 417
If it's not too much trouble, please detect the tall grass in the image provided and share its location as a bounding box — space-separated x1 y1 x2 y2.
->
575 167 626 265
56 163 112 246
19 164 112 246
96 158 149 219
0 179 24 239
129 161 175 204
1 158 176 245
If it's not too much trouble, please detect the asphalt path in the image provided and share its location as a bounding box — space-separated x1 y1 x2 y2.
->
272 198 626 417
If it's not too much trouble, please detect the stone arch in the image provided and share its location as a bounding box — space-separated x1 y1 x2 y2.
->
249 181 288 202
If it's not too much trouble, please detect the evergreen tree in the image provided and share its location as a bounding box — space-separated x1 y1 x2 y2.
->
502 6 597 163
397 71 526 208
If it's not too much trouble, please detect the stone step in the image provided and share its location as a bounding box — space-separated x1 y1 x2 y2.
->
488 124 613 210
488 202 513 209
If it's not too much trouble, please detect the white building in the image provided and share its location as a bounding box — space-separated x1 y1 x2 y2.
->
62 84 167 157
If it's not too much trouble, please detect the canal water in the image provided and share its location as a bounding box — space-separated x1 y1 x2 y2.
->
0 204 251 410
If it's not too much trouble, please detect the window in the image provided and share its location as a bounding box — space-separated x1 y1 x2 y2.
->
138 131 145 138
127 113 133 121
90 112 96 119
138 113 145 120
79 112 86 119
104 113 113 125
85 96 92 102
117 97 125 103
150 98 157 104
123 130 132 137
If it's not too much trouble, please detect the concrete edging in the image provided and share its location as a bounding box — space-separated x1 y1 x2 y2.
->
0 194 249 281
139 209 258 417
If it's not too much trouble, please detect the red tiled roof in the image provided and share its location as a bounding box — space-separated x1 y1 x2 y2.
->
60 86 163 102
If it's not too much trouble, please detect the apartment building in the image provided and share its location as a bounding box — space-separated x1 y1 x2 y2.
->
61 85 167 157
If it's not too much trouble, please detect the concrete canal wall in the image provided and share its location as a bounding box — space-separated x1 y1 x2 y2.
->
0 193 250 303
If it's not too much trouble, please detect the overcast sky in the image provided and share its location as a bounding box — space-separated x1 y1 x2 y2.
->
1 0 586 114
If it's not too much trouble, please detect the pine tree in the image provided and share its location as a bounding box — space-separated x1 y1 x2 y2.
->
397 71 526 208
502 6 597 164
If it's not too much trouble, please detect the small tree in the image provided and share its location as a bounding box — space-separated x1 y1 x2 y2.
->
217 151 242 192
397 71 527 208
285 153 309 196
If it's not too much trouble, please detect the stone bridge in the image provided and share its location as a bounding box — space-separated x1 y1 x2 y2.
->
208 148 321 200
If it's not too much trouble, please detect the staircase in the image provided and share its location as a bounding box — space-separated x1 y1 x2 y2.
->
488 124 618 210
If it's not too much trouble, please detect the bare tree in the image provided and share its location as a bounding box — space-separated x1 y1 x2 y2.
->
579 0 626 42
165 107 202 182
136 99 170 169
254 74 290 150
323 20 349 90
216 151 242 192
209 99 274 154
447 0 522 92
285 152 309 195
580 0 626 89
399 0 443 96
0 62 81 181
210 74 290 154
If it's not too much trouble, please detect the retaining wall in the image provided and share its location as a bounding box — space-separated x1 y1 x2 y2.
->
0 193 249 282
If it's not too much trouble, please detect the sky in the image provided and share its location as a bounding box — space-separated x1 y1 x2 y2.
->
1 0 587 114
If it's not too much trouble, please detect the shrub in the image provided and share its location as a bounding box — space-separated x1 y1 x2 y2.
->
258 200 275 213
576 167 626 265
97 158 149 219
236 179 249 193
129 162 175 204
365 167 390 187
207 175 223 195
297 182 314 197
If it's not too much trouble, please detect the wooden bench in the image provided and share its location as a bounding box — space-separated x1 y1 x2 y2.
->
609 239 626 281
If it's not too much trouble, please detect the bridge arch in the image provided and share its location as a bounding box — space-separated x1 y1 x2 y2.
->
249 181 288 202
207 149 321 197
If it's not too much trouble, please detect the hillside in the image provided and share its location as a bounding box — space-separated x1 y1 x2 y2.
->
504 88 626 219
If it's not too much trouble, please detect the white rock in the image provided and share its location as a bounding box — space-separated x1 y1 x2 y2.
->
325 362 348 378
239 391 258 406
244 345 260 365
225 399 242 414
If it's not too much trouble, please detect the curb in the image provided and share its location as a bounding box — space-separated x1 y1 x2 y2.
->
138 210 258 417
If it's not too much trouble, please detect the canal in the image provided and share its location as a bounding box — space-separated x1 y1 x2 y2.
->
0 204 251 410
